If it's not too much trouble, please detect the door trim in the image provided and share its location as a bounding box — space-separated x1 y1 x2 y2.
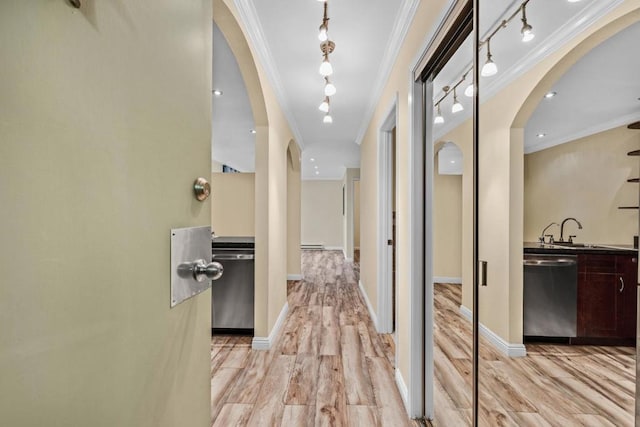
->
377 94 398 335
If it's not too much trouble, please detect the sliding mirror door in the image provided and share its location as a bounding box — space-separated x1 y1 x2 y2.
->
477 1 639 425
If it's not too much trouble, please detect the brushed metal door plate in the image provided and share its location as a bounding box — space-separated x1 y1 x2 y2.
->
170 226 212 307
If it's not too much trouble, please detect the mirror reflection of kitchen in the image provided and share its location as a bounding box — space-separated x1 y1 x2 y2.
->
521 19 640 427
430 1 640 424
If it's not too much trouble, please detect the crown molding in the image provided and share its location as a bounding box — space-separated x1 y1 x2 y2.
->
525 111 640 154
354 0 421 145
233 0 306 149
433 0 625 143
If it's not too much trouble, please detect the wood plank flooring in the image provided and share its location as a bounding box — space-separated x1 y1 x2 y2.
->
432 282 636 426
211 251 636 426
211 250 421 427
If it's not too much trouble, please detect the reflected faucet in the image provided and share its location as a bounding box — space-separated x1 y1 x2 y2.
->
539 222 559 244
559 218 583 242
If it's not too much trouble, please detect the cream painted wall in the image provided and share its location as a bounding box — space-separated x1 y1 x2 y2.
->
216 0 295 339
212 159 224 172
354 180 361 248
287 144 302 277
0 1 212 425
343 168 361 260
525 126 640 245
358 0 458 405
302 180 344 248
434 162 463 279
211 173 255 236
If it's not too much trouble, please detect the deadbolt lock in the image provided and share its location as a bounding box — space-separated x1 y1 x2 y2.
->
193 177 211 201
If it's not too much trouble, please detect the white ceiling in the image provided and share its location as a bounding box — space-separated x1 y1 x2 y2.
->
212 22 256 172
213 0 639 178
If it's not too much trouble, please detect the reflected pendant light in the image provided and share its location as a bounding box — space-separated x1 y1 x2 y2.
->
434 103 444 124
481 38 498 77
323 113 333 124
520 3 535 42
451 88 463 113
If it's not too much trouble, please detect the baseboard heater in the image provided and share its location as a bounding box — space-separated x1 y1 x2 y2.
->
301 244 324 250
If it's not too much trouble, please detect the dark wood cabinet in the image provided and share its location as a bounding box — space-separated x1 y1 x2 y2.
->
577 254 637 341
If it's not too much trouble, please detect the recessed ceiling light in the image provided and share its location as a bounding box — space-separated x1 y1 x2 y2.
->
249 129 256 134
450 160 456 164
314 165 318 169
537 133 546 138
315 171 320 175
213 90 223 96
310 158 315 162
544 91 557 99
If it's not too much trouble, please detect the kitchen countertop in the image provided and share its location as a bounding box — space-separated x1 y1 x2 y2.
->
524 242 638 255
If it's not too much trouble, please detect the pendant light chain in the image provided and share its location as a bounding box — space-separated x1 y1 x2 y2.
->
317 1 335 123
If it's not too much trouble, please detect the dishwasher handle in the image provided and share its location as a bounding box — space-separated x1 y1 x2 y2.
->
523 258 577 267
213 254 255 261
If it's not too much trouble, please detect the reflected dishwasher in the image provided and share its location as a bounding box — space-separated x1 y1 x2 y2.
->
211 236 255 335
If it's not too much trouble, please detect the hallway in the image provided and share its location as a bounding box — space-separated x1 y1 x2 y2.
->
210 250 420 426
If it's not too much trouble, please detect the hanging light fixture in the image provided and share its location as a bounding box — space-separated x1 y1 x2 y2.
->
462 72 474 97
451 88 464 113
324 77 336 96
434 103 444 124
319 40 335 77
481 38 498 77
319 97 330 112
464 82 474 97
319 55 333 76
323 113 333 124
520 1 535 42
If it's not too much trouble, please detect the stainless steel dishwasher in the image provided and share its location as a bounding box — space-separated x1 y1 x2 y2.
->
211 236 254 335
523 253 578 338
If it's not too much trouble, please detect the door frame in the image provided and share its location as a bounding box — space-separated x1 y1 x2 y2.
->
408 0 473 420
377 94 399 335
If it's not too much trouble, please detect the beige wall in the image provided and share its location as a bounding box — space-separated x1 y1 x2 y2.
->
216 0 295 339
343 168 361 260
212 159 224 172
211 173 255 236
354 180 361 248
302 180 344 248
434 163 463 279
287 144 302 277
0 1 212 425
525 126 640 245
359 0 457 401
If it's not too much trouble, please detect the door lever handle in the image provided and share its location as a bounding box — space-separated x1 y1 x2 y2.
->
178 259 224 282
619 276 624 293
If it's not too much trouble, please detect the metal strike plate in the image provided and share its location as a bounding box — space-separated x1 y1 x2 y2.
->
170 226 212 307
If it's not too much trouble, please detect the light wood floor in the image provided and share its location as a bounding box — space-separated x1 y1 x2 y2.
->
433 283 636 426
211 251 636 426
210 250 422 427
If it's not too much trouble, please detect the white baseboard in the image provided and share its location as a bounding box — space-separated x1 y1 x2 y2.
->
287 274 303 281
358 279 377 330
459 305 526 358
324 246 344 251
433 276 462 284
252 302 289 351
395 368 409 414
